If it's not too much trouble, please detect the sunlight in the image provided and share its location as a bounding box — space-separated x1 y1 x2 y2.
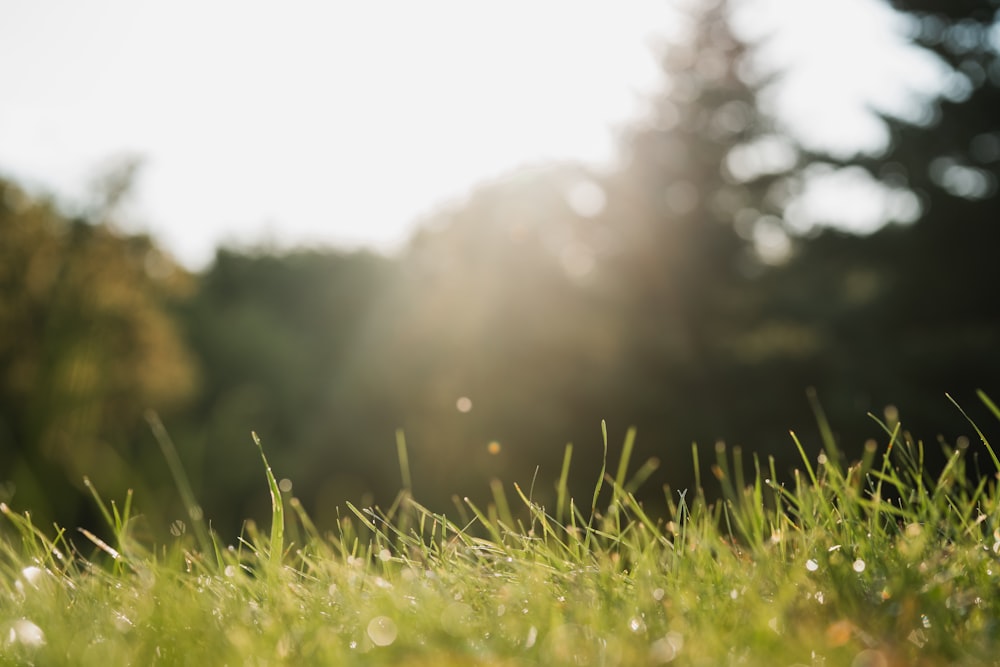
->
731 0 949 156
0 0 664 268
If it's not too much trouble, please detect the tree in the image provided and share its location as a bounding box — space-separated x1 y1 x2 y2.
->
791 1 1000 438
0 177 196 525
595 0 821 472
173 247 395 531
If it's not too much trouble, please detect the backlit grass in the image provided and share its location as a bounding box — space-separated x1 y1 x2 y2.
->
2 393 1000 665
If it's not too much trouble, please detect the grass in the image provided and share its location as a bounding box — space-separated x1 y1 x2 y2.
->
2 394 1000 666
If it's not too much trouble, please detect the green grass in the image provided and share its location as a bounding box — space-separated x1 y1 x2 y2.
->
2 394 1000 666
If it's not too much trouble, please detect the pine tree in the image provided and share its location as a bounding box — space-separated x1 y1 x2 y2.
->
602 0 806 444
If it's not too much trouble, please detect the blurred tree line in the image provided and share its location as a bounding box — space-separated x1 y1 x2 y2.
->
1 0 997 534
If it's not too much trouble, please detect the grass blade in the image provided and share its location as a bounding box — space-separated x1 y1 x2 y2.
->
146 411 212 556
252 431 284 570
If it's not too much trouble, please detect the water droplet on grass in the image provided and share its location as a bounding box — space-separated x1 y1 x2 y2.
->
113 611 134 632
15 566 46 595
367 616 397 647
629 617 646 633
6 620 44 648
20 566 44 587
853 559 866 573
169 520 186 537
806 559 819 571
649 631 683 663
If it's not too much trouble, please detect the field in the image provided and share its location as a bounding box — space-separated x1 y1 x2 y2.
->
2 395 999 666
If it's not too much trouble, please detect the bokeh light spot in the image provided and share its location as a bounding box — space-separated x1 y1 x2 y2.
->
366 616 397 647
456 396 473 413
488 441 502 455
565 180 606 218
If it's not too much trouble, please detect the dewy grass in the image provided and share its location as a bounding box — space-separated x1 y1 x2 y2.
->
2 397 1000 665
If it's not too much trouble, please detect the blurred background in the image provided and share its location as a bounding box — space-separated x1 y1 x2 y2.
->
1 0 998 536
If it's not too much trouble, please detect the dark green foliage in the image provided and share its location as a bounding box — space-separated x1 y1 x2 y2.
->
0 178 196 527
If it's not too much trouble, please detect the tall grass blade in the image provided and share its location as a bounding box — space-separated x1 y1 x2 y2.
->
252 431 285 570
591 420 608 515
396 429 412 494
613 427 637 492
948 393 1000 472
146 411 212 556
556 444 573 523
979 390 1000 422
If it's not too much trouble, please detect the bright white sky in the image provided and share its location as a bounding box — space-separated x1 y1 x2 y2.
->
0 0 946 269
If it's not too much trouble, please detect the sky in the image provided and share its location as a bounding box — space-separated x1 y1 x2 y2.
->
0 0 947 270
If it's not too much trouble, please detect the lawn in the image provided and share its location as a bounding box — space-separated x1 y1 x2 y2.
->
2 394 999 666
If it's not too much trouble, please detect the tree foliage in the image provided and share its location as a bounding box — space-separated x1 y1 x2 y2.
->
0 178 196 523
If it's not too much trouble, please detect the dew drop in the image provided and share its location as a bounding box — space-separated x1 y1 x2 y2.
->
367 616 397 647
652 587 665 601
20 566 44 588
113 611 134 632
806 559 819 572
170 520 186 537
6 619 44 648
525 625 538 649
629 617 646 633
853 559 866 573
649 631 684 664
